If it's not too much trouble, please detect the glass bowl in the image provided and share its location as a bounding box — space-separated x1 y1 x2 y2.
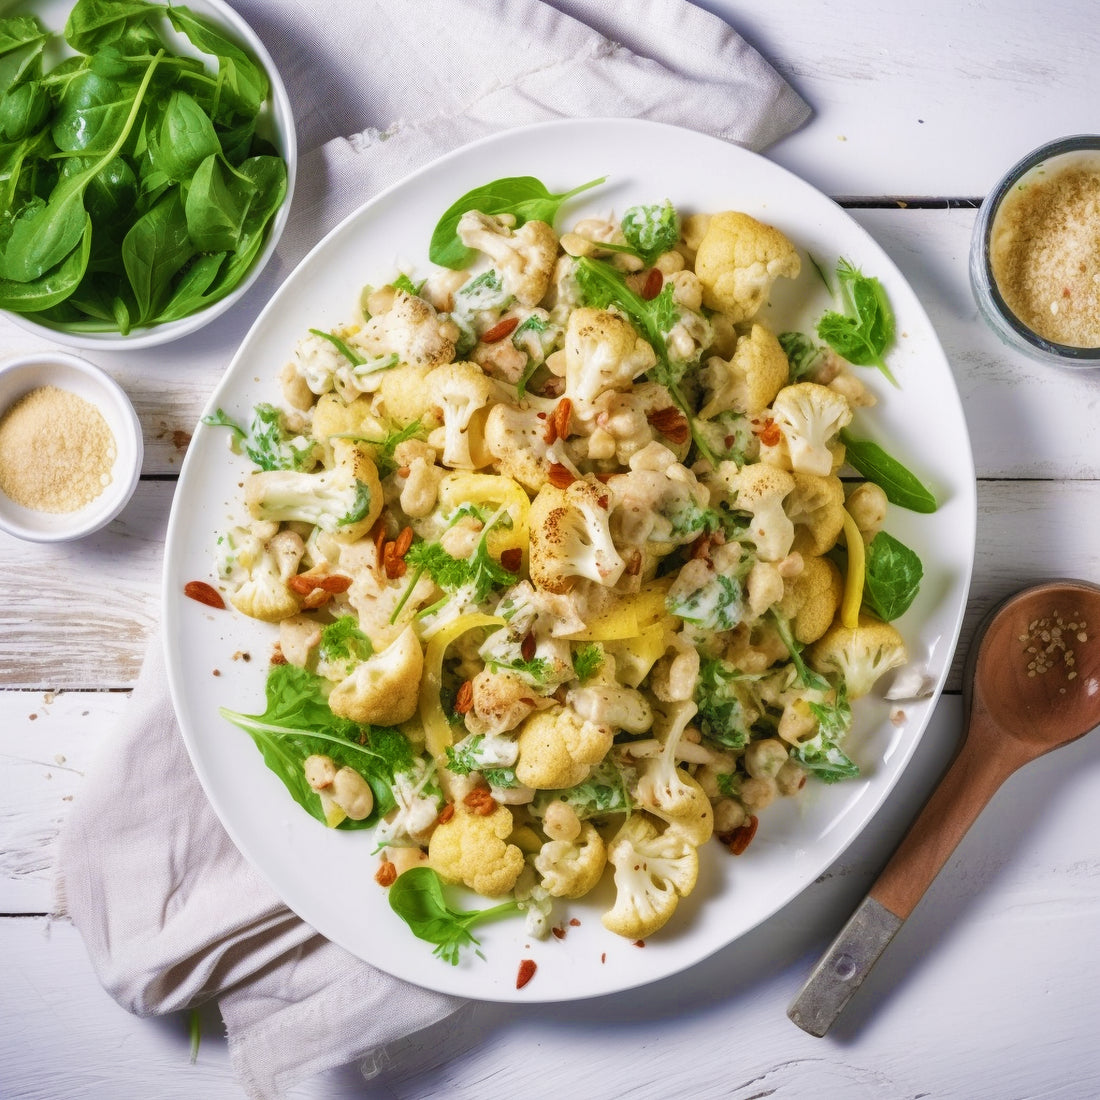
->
969 135 1100 367
0 353 143 542
0 0 297 350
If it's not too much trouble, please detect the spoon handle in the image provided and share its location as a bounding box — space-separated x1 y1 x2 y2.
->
787 707 1028 1037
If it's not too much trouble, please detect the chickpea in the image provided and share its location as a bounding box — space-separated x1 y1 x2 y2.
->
744 738 789 780
385 845 429 876
330 766 374 821
304 754 336 791
739 775 778 814
713 797 747 835
776 760 808 797
542 799 582 843
778 698 817 745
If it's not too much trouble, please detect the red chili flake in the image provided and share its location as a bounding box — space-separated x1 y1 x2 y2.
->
183 580 225 609
482 315 520 343
547 462 576 488
756 418 782 448
516 959 538 989
500 547 522 573
640 268 663 300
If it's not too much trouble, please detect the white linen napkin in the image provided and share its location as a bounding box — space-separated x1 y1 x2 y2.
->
56 2 810 1097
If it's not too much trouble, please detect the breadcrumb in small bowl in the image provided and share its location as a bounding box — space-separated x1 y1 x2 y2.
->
0 353 143 542
970 135 1100 367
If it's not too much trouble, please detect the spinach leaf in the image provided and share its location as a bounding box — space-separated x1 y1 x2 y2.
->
219 663 415 829
839 429 937 513
154 90 221 181
816 258 897 386
429 174 605 269
862 531 923 621
184 153 257 251
121 187 195 323
0 218 91 311
50 69 136 153
388 866 521 965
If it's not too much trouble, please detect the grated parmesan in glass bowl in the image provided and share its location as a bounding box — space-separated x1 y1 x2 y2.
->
970 135 1100 367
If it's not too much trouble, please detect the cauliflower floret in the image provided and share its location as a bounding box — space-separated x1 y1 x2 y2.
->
700 323 790 419
310 394 387 464
428 801 525 897
632 700 714 846
243 440 383 543
278 614 322 668
466 667 551 736
808 615 909 699
528 478 626 593
760 382 852 477
534 822 607 899
567 681 653 734
392 439 444 518
720 460 796 562
456 211 558 308
693 211 801 322
226 527 305 622
425 361 498 470
601 814 699 940
777 556 843 645
607 442 710 549
787 471 846 557
564 307 657 411
326 624 424 726
358 288 456 369
483 400 556 492
514 704 614 790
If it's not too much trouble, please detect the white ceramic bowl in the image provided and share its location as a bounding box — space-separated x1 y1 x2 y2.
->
0 353 143 542
0 0 296 350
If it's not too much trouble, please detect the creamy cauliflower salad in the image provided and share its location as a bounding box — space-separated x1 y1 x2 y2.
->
205 178 932 963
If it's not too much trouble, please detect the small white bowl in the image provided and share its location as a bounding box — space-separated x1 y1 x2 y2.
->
0 353 143 542
1 0 297 350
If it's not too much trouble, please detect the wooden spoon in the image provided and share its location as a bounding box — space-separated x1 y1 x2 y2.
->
787 578 1100 1037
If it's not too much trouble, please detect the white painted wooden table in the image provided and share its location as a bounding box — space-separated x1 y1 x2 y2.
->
4 2 1099 1097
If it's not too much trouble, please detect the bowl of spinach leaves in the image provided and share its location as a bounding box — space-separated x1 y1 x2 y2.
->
0 0 296 347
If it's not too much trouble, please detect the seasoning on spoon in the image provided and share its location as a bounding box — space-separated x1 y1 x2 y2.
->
989 151 1100 347
0 385 116 512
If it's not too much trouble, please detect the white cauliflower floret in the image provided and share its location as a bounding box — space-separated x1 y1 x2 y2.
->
808 615 909 699
428 802 525 897
483 400 556 491
456 211 558 307
326 624 424 726
226 527 305 622
631 700 714 845
700 323 790 419
567 681 653 734
466 667 551 736
693 211 801 322
358 288 456 369
534 822 607 899
243 441 383 543
425 361 498 470
760 382 852 477
720 460 796 562
601 814 699 940
607 442 710 549
564 307 657 411
514 704 613 790
527 478 625 593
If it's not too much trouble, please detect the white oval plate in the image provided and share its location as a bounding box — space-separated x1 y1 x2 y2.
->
163 118 975 1003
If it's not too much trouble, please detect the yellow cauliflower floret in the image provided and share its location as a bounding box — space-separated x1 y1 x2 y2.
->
777 556 843 645
693 211 801 322
228 528 305 623
534 822 607 899
327 624 424 726
428 802 525 897
700 322 790 419
515 704 614 789
788 471 846 557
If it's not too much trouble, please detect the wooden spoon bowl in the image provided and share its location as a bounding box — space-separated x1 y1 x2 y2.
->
788 579 1100 1037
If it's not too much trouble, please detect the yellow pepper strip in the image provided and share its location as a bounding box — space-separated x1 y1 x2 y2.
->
840 507 866 629
437 473 530 559
419 612 505 763
565 577 674 642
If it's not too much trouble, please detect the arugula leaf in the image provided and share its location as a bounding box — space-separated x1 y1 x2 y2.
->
202 403 316 472
430 174 606 269
839 429 937 513
769 609 829 691
862 531 923 621
218 664 414 828
694 657 756 751
387 866 521 965
816 258 897 386
529 759 634 821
